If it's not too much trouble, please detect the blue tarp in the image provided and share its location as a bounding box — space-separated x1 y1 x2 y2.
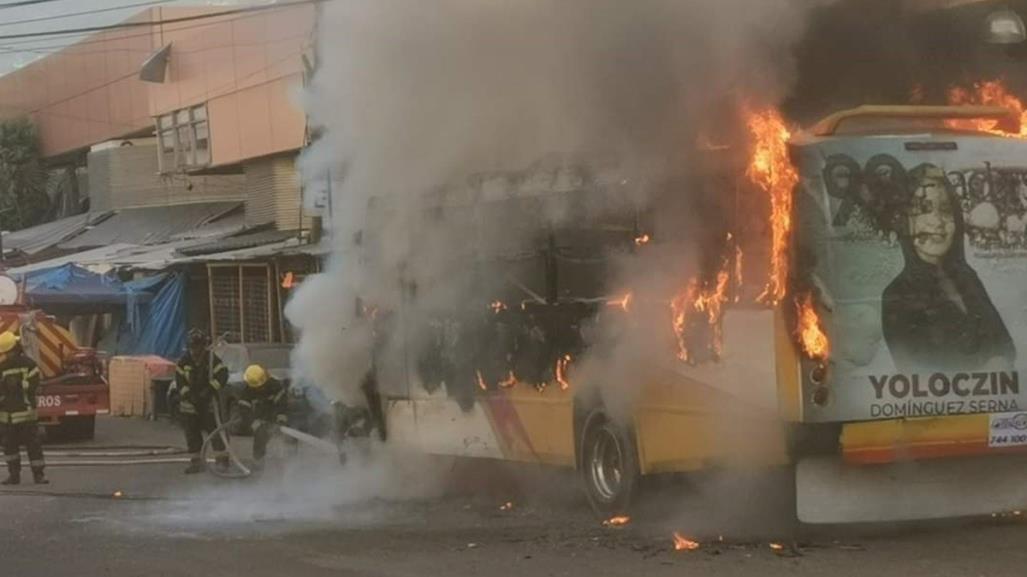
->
12 264 186 360
19 264 149 308
115 273 186 360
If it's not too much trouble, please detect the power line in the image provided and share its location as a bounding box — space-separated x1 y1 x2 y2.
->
0 4 297 51
0 0 324 41
16 44 308 124
0 31 310 56
0 0 70 9
0 0 178 28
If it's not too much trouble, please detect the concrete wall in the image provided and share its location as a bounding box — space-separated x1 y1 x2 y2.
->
88 139 244 212
147 5 312 168
244 155 305 230
0 10 157 158
0 4 313 164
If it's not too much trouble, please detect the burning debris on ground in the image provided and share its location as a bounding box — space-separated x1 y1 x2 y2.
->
602 516 631 528
672 532 701 552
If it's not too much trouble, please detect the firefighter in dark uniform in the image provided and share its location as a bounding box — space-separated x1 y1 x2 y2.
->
175 329 229 474
0 331 47 485
239 364 289 466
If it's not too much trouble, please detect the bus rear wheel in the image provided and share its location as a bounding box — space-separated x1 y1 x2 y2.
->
580 413 639 518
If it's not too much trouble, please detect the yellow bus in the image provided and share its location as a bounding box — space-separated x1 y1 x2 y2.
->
354 105 1027 523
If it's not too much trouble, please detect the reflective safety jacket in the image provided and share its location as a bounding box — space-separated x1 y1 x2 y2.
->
0 352 41 425
175 352 228 415
237 377 289 424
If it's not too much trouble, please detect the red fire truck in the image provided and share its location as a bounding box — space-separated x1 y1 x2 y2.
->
0 276 109 440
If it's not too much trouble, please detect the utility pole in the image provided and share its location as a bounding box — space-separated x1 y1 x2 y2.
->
325 168 334 232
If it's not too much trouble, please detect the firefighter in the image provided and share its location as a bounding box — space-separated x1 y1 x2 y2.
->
239 364 289 467
0 331 47 485
175 329 229 474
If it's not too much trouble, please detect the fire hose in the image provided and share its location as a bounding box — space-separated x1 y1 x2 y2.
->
198 334 253 479
200 396 347 479
200 394 252 479
197 335 345 478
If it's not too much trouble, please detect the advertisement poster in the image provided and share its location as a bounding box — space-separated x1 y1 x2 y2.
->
794 135 1027 422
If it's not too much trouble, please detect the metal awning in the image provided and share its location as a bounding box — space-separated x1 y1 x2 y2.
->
174 237 324 264
2 212 113 256
58 202 241 250
9 231 325 275
176 229 300 257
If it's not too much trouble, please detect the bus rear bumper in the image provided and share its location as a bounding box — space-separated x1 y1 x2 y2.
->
796 453 1027 524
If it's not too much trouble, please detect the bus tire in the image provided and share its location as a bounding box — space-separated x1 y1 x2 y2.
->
580 411 639 518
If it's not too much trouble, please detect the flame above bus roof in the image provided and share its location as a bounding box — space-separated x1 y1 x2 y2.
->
808 105 1020 138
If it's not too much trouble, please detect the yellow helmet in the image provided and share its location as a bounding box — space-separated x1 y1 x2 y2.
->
244 364 269 388
0 331 18 354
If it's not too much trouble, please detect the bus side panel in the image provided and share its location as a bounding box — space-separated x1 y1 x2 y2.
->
634 382 790 474
634 309 789 474
391 388 575 466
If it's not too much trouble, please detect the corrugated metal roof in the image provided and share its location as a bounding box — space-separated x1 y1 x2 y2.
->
176 229 300 257
10 233 323 275
59 202 241 250
7 243 138 275
3 212 112 256
172 237 320 264
8 239 220 275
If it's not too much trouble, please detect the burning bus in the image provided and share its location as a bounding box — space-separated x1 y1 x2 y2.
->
338 100 1027 524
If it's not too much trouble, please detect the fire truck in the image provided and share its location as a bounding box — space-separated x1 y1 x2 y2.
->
0 275 108 440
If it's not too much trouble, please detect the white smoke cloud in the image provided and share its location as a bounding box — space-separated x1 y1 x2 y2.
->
288 0 825 407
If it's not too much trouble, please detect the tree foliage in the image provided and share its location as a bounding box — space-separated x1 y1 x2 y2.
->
0 118 48 230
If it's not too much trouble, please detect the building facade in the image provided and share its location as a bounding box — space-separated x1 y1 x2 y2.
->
0 3 321 346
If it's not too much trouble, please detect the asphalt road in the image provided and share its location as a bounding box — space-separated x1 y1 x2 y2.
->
2 417 1027 577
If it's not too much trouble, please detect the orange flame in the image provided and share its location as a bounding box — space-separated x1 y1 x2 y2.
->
634 234 651 247
555 354 572 391
603 516 631 527
607 292 633 312
490 300 507 314
796 293 830 360
672 532 700 551
500 502 514 511
476 370 488 391
746 108 798 305
498 370 517 389
947 79 1027 137
671 267 731 364
281 272 296 289
671 279 700 363
733 244 744 303
770 543 785 552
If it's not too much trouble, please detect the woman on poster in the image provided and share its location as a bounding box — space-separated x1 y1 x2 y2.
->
882 163 1015 373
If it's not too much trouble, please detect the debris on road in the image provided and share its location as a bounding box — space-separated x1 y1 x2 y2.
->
672 532 700 552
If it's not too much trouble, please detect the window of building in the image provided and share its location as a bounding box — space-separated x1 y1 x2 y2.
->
155 104 210 172
208 264 272 344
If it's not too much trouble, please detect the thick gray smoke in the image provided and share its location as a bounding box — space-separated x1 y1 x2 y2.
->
288 0 826 406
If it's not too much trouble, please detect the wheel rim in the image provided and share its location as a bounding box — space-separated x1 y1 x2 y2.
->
588 426 624 502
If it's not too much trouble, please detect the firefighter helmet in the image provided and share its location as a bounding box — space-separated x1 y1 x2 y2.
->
187 329 209 348
244 364 269 388
0 331 18 354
